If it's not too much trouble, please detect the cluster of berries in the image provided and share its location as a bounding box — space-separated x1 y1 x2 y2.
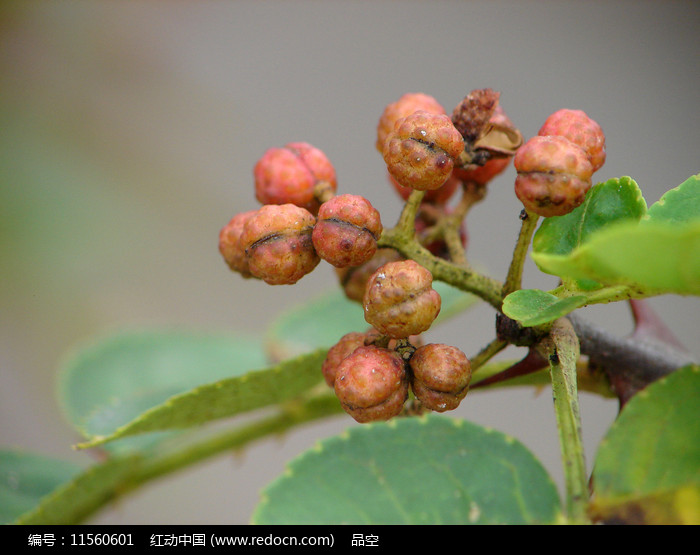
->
323 259 471 423
219 142 383 285
514 109 606 217
219 88 606 423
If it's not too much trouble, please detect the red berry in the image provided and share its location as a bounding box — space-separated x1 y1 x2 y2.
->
322 331 369 388
334 345 408 423
363 260 441 338
254 142 337 214
218 210 257 278
335 248 404 304
383 111 465 191
376 92 446 153
538 109 606 172
409 343 471 412
240 204 319 285
312 194 383 268
514 135 593 217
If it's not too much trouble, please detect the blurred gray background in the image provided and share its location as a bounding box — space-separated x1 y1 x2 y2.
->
1 1 698 524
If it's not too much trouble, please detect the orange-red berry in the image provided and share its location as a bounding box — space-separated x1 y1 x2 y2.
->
409 344 471 412
363 260 441 338
254 142 337 214
240 204 319 285
312 194 383 268
383 111 465 191
334 345 408 423
514 135 593 217
538 109 606 172
376 92 446 153
218 210 257 278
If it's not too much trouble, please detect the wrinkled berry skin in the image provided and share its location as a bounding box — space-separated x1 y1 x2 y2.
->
376 92 445 153
254 142 337 214
336 248 404 303
322 331 369 387
218 210 257 278
334 345 408 423
538 109 606 172
514 135 593 217
312 194 383 268
363 260 441 338
240 204 319 285
409 344 472 412
383 111 465 191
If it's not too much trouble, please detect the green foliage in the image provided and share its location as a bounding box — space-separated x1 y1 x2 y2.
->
0 450 83 524
503 174 700 327
590 364 700 524
7 170 698 525
252 414 563 525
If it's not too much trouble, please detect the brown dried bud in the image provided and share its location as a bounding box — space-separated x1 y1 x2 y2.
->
451 88 501 143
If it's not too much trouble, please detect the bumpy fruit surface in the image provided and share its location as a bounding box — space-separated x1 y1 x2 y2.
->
383 111 465 191
218 210 257 278
363 260 441 338
334 345 408 423
322 331 369 387
376 92 445 153
312 194 383 268
538 109 606 172
240 204 319 285
336 248 404 303
254 142 337 214
409 343 471 412
514 135 593 217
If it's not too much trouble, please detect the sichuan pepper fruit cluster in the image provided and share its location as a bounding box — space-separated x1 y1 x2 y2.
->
219 88 606 423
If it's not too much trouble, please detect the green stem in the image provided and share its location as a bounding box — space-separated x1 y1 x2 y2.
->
535 318 589 523
18 395 343 525
378 228 503 309
502 210 540 298
470 337 508 372
395 188 426 236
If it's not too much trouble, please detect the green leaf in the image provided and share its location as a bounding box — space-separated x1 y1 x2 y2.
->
531 174 700 296
0 450 83 524
502 289 588 327
534 177 648 257
252 414 562 525
76 349 328 449
59 329 269 452
266 284 479 360
590 364 700 524
644 173 700 225
13 454 142 525
532 220 700 296
533 177 647 290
